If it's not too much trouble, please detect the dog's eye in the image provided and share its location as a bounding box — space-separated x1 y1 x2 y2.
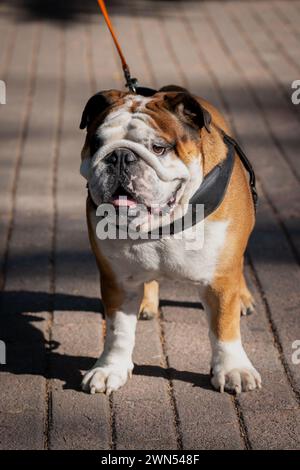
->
152 144 167 156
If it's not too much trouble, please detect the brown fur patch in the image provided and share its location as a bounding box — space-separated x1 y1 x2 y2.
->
204 272 242 342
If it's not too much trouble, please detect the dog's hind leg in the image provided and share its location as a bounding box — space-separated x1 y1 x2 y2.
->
240 273 255 316
139 280 159 320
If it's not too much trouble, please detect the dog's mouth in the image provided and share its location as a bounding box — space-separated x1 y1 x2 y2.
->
110 185 139 208
110 184 179 216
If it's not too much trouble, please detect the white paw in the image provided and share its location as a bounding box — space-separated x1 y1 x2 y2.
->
211 366 262 394
210 339 261 394
81 363 133 395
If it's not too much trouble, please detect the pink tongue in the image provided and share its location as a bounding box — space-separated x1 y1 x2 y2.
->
112 196 137 208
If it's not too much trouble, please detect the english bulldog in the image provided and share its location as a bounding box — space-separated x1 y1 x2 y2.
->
79 85 261 395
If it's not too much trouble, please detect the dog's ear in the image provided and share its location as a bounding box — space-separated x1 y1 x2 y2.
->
164 92 211 132
79 90 125 130
159 84 189 93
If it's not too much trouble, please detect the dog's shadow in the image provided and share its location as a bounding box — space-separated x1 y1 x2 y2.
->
0 290 210 391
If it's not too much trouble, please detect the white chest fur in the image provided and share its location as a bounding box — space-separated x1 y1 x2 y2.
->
90 209 228 287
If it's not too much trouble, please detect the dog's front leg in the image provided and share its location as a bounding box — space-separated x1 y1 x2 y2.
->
203 274 262 394
82 286 142 395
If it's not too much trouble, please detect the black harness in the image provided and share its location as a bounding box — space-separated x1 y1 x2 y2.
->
88 87 257 236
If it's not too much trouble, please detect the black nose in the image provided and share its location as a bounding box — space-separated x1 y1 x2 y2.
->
105 148 137 166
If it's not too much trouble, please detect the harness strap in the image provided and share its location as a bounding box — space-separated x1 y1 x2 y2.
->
223 134 258 210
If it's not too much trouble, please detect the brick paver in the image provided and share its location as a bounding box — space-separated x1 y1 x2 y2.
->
0 0 299 450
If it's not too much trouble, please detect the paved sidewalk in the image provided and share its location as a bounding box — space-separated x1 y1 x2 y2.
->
0 0 300 450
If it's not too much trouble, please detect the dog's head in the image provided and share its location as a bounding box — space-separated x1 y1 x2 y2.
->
80 86 211 230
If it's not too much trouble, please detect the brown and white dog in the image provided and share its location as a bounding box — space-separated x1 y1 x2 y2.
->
79 86 261 395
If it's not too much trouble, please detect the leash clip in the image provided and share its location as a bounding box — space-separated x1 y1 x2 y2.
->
123 65 138 93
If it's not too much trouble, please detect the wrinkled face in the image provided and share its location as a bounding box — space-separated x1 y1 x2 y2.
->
80 88 211 230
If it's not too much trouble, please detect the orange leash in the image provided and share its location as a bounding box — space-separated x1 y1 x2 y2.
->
97 0 138 92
